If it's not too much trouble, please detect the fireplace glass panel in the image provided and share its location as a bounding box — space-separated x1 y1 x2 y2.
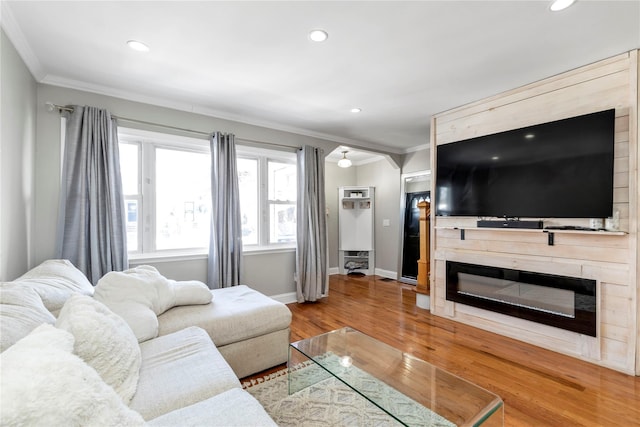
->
446 262 596 336
457 273 575 318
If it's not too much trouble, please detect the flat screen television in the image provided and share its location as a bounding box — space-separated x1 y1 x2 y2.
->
435 109 615 219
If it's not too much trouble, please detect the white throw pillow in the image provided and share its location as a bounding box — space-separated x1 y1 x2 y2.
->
102 300 159 343
0 324 145 426
56 295 141 404
95 265 175 315
14 259 94 313
170 280 213 306
0 284 56 352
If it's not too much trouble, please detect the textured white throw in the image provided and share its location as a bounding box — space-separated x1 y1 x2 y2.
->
10 259 94 314
94 265 212 342
56 295 142 404
0 324 145 426
0 284 56 352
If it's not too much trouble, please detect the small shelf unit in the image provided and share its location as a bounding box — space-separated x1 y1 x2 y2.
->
339 186 375 275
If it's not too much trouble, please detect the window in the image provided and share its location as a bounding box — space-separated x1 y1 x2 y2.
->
118 128 211 255
236 146 297 249
118 128 296 257
268 160 297 244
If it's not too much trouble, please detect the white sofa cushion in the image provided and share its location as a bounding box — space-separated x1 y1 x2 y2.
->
170 279 213 306
56 295 141 404
129 326 241 421
0 324 145 427
148 387 277 427
12 259 94 314
157 285 291 346
0 284 56 352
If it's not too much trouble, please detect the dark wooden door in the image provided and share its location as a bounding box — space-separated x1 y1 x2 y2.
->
401 191 429 279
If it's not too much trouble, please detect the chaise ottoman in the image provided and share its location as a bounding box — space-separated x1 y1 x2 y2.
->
156 285 292 378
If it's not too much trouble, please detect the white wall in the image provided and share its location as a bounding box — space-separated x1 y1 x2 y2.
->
356 159 401 277
324 162 357 270
1 29 37 281
402 146 429 175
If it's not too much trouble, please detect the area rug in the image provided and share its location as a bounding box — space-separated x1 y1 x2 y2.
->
243 360 456 427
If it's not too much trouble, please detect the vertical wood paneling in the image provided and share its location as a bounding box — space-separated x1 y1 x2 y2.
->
431 50 639 375
631 50 640 374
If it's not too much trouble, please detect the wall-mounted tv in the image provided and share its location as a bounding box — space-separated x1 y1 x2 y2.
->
435 109 615 219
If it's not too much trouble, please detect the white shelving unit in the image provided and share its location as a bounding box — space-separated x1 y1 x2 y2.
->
339 186 375 275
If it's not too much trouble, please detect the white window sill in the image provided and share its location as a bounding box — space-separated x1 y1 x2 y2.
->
128 250 207 264
243 245 296 255
128 245 295 264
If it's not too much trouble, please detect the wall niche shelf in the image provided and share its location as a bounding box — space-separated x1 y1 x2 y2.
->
339 186 375 275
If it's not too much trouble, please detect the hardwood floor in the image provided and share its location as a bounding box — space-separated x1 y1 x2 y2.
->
245 274 640 426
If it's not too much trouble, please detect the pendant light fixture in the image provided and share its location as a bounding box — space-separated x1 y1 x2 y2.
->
337 151 352 168
549 0 576 11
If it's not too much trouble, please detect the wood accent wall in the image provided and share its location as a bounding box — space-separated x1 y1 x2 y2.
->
430 50 639 375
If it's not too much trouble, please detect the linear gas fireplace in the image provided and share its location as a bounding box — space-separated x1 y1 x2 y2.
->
446 261 596 336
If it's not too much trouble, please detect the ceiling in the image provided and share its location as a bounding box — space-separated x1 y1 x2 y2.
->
3 1 639 155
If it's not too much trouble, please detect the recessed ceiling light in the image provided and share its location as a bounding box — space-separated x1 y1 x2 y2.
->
525 133 535 139
549 0 576 12
309 29 328 42
127 40 150 52
350 108 362 113
491 156 500 161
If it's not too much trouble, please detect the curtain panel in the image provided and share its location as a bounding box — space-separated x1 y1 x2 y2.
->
208 132 243 288
295 145 328 302
57 105 128 284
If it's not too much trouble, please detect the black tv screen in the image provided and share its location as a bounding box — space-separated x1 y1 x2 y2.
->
435 109 615 218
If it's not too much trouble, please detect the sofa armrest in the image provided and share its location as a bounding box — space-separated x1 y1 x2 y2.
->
147 388 277 427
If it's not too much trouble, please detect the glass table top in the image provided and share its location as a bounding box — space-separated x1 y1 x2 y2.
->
289 327 503 427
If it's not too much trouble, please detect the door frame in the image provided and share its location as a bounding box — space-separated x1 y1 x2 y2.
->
397 170 431 284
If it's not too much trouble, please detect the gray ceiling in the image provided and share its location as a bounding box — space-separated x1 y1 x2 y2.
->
3 1 639 154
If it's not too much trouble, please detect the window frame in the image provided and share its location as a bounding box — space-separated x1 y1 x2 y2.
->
118 128 297 261
236 145 297 251
118 128 211 259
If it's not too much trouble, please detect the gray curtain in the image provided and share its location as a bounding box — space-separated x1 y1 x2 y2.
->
295 145 328 302
57 105 128 284
208 132 243 288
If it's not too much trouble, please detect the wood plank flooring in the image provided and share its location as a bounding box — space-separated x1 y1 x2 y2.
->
244 274 640 426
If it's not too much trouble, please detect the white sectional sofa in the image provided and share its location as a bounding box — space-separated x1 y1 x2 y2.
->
158 284 291 378
0 260 291 426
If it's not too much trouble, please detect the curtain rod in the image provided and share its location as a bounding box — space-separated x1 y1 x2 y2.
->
46 102 301 150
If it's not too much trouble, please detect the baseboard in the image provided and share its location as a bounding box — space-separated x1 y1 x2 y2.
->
328 267 340 275
269 291 297 304
374 268 397 280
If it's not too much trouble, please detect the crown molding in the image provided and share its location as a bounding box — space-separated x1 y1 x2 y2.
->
41 73 405 155
404 143 430 153
1 2 46 81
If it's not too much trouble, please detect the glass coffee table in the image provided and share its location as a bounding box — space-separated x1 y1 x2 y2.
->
289 327 503 426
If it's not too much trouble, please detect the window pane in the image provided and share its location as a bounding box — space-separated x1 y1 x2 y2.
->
125 199 139 252
268 161 296 201
118 143 139 195
269 203 296 244
119 142 140 253
156 148 210 250
237 157 258 245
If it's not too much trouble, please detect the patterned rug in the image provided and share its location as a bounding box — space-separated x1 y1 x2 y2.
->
243 360 456 427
